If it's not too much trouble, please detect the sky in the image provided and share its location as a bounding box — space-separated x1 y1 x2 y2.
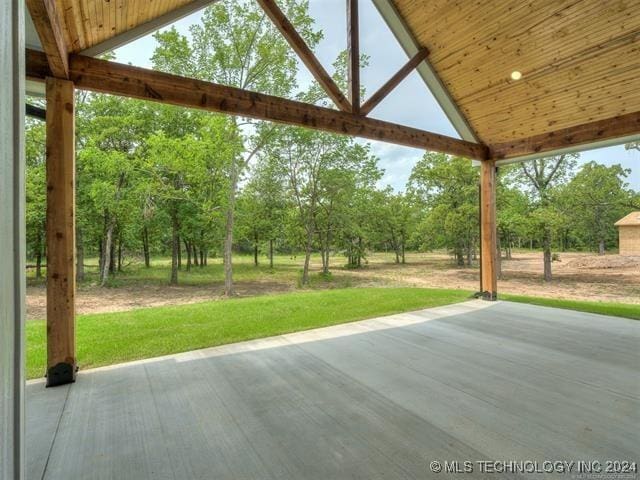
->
113 0 639 191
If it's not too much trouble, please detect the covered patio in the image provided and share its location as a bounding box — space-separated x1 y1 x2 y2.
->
26 301 639 479
3 0 640 478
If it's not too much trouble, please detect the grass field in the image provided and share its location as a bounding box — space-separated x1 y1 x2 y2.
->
27 255 307 287
503 295 640 321
26 287 471 380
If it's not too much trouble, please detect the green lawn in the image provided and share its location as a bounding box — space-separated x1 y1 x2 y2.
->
502 294 640 321
27 255 303 288
26 254 370 289
27 287 471 380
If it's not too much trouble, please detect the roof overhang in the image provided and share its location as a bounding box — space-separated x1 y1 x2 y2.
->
23 0 640 163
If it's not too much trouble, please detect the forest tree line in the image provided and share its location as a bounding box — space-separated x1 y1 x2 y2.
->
25 0 639 288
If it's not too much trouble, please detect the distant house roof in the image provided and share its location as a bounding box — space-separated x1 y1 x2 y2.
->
615 212 640 227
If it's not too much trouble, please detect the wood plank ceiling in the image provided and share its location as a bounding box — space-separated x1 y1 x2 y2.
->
41 0 640 150
393 0 640 145
56 0 194 52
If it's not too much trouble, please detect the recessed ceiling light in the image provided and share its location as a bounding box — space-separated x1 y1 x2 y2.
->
511 71 522 80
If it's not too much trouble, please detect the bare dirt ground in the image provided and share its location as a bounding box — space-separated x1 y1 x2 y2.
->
26 251 640 320
26 281 296 320
347 251 640 305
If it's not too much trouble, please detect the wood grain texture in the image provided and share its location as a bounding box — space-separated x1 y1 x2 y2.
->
46 77 76 373
27 49 489 159
26 0 69 77
256 0 351 112
347 0 360 114
57 0 196 54
393 0 640 144
480 160 497 299
490 111 640 159
618 225 640 256
360 48 429 116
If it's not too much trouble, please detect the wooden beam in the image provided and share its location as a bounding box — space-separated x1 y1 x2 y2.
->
347 0 360 114
46 77 76 387
26 49 489 159
256 0 351 112
480 160 497 300
26 0 68 78
490 111 640 160
26 103 47 120
26 48 52 81
360 48 429 116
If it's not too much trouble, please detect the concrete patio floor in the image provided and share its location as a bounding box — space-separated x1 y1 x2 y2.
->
26 300 640 479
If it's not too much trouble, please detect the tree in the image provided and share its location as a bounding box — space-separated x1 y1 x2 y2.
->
153 0 317 296
143 115 238 284
559 162 631 254
25 118 47 278
509 154 577 281
78 95 146 285
237 156 288 268
408 153 479 266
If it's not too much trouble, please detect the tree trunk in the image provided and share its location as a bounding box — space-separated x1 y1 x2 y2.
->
254 232 259 267
177 234 182 270
98 239 104 276
323 247 330 274
184 239 192 271
109 234 116 274
302 226 314 285
394 244 400 264
170 207 179 285
75 229 84 282
223 158 240 296
117 234 123 272
269 239 274 269
543 228 552 282
200 248 205 267
598 239 605 256
35 231 43 279
142 226 150 268
193 244 199 266
401 233 406 264
496 235 502 279
100 220 114 286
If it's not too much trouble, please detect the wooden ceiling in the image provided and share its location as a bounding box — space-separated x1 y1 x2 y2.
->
393 0 640 145
56 0 195 52
27 0 640 157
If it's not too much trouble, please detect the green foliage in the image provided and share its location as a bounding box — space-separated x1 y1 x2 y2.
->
22 1 639 292
408 153 479 265
25 119 46 275
557 162 632 252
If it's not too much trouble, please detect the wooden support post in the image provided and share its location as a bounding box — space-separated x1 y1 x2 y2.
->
45 77 76 386
480 160 497 300
347 0 360 114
